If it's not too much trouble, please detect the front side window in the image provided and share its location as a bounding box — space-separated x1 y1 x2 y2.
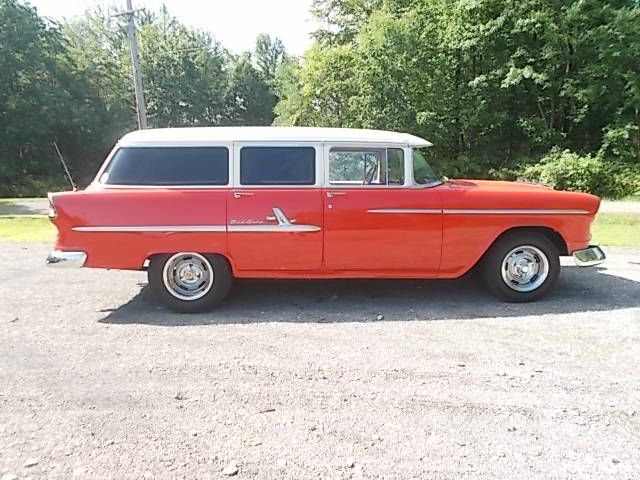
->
240 147 316 185
412 148 440 185
101 147 229 185
329 148 404 186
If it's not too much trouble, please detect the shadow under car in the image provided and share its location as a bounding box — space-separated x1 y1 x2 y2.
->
98 265 640 326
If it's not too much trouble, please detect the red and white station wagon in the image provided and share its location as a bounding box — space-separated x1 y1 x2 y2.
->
47 127 605 312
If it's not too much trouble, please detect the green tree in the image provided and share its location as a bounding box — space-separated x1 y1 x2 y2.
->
254 33 287 84
273 57 305 125
0 0 115 194
62 6 132 129
2 0 638 197
224 53 277 125
138 6 229 127
277 0 640 185
311 0 383 45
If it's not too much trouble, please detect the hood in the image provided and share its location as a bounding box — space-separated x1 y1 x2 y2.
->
447 179 553 193
444 178 601 214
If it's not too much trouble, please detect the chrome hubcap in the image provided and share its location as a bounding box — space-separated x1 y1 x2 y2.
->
162 253 214 301
501 245 549 292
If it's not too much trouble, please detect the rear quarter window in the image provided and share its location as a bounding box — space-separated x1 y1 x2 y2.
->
101 147 229 186
240 147 316 185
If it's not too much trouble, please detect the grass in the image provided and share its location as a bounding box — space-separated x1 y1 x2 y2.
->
620 194 640 202
0 212 637 247
0 216 56 242
592 213 640 247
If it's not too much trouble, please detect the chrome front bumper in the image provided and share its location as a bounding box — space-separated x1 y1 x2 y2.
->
573 245 606 267
46 251 87 268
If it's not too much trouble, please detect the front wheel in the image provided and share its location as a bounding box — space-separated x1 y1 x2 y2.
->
482 232 560 302
148 252 232 313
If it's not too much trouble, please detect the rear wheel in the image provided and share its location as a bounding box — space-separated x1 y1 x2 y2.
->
148 252 232 313
482 232 560 302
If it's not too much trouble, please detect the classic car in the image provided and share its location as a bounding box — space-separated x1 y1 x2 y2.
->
46 127 605 312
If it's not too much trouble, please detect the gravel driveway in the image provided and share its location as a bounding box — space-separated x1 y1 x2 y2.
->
1 243 639 479
0 200 49 216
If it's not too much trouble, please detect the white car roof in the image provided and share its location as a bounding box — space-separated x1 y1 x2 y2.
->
118 126 432 147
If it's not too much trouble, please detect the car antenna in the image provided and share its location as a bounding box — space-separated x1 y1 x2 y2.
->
52 141 77 191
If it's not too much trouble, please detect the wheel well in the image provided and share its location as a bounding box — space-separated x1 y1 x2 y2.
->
463 226 567 277
143 252 234 271
492 226 568 256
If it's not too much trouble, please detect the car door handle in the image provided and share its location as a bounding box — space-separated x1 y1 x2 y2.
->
266 208 296 224
233 191 255 199
326 191 347 198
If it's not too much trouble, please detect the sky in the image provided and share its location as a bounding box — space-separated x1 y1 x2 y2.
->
28 0 318 56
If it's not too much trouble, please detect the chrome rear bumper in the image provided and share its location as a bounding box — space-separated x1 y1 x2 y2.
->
46 251 87 268
573 245 606 267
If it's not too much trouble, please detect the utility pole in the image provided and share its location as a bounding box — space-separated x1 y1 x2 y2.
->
125 0 148 129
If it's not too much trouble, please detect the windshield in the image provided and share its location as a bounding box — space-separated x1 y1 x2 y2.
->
412 148 440 185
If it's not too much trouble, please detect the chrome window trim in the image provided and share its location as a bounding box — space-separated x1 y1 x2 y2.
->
322 143 411 188
92 184 231 190
326 146 406 187
323 184 408 189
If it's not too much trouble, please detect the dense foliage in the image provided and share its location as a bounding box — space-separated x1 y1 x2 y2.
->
1 0 638 197
0 0 286 195
276 0 640 197
521 149 640 199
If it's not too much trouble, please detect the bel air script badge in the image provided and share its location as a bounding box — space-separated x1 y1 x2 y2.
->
229 219 264 225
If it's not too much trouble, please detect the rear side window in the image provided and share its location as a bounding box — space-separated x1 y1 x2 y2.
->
240 147 315 185
101 147 229 185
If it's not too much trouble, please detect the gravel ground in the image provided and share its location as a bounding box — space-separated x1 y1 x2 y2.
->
1 243 639 480
0 200 48 216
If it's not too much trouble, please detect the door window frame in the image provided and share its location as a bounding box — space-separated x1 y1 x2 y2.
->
322 143 411 188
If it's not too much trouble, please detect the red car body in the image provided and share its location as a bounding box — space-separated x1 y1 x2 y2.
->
46 127 605 310
49 179 598 278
